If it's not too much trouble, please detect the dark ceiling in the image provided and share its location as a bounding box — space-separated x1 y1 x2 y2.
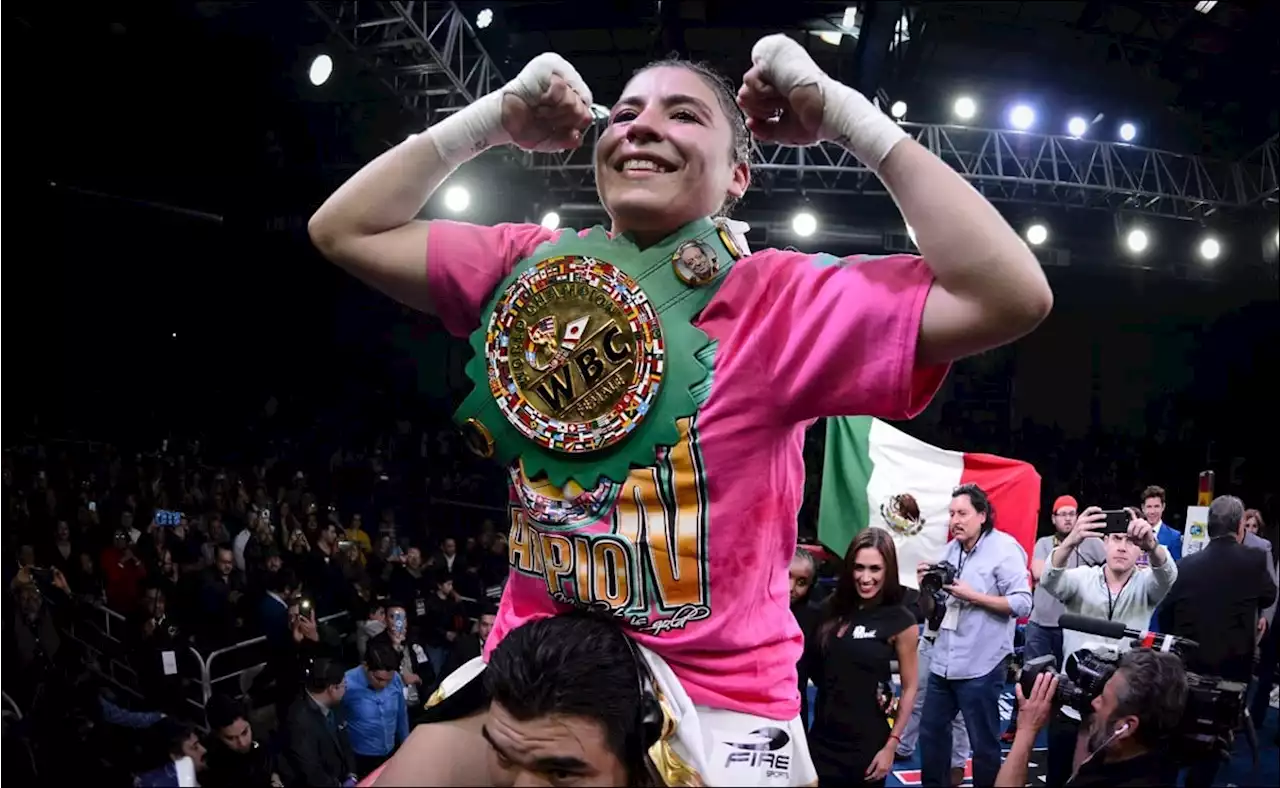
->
8 0 1276 226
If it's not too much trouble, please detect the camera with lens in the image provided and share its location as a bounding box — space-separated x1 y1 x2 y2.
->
1020 646 1247 764
919 561 958 596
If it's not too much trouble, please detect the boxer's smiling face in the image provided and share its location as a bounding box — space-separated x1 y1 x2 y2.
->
596 66 750 247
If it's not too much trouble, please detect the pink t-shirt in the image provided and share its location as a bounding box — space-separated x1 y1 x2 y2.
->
427 220 948 720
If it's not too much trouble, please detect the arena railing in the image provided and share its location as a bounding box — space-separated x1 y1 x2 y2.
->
199 610 351 709
49 595 350 718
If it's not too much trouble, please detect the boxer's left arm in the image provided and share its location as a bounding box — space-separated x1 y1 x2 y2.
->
741 35 1052 367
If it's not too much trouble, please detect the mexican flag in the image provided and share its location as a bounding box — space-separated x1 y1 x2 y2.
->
818 416 1040 589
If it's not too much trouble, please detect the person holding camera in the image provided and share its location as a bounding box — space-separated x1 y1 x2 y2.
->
1036 505 1176 787
996 649 1185 787
917 484 1032 788
1158 495 1277 788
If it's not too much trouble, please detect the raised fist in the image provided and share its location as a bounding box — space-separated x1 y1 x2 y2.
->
500 53 594 153
738 34 830 146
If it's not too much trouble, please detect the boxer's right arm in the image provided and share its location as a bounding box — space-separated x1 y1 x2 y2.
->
307 133 453 314
308 54 592 315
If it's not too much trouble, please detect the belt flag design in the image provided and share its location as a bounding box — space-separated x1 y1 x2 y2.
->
455 218 742 490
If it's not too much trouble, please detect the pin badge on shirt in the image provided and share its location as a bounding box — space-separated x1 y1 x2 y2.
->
672 239 721 286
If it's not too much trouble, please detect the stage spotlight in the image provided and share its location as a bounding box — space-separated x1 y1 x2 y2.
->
1125 228 1149 254
476 8 493 29
1198 237 1221 262
890 101 907 119
1067 117 1088 137
1026 224 1048 246
443 185 471 214
1119 122 1137 142
1009 105 1035 130
540 211 561 230
953 96 977 121
309 54 333 86
792 211 818 238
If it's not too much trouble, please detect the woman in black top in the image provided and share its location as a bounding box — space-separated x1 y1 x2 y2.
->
806 529 920 787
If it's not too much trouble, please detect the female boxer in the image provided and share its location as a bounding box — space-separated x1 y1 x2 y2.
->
310 34 1051 787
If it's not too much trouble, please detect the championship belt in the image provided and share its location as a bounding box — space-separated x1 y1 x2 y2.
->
455 217 745 490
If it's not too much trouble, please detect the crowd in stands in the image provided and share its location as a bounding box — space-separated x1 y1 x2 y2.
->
3 416 505 785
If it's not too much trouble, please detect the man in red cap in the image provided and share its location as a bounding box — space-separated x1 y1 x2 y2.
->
1003 495 1106 741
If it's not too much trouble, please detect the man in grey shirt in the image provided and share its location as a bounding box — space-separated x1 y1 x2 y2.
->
1028 496 1107 668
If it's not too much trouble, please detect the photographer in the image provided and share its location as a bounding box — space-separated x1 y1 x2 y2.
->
1158 495 1277 787
996 649 1185 787
917 484 1032 788
1038 505 1175 787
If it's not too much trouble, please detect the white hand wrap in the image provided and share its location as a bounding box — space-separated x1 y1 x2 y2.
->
751 34 907 169
427 52 593 170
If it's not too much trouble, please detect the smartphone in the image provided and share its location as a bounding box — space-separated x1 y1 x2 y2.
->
392 609 407 636
88 501 98 513
1099 509 1134 535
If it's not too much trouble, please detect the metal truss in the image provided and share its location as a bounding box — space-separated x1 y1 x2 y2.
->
1237 134 1278 207
533 122 1263 220
307 1 505 119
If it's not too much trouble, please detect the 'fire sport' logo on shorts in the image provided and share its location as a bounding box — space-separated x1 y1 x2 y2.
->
723 727 792 778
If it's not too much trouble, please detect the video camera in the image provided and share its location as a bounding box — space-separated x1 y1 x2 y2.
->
1019 613 1247 764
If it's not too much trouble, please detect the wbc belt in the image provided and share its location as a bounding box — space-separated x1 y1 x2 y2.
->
454 217 745 491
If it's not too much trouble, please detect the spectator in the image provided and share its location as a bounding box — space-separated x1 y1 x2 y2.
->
203 694 281 788
101 528 147 613
344 513 372 563
439 603 496 681
279 658 357 788
8 568 74 710
342 640 410 778
422 572 463 670
388 547 430 626
197 544 247 645
355 597 387 660
134 720 207 787
376 602 436 706
306 522 347 615
430 537 465 579
42 519 78 577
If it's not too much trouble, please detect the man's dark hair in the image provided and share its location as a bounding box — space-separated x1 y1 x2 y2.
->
304 658 346 694
366 639 400 672
1113 649 1188 747
485 612 647 780
953 483 996 534
159 718 198 757
1206 495 1244 540
1141 485 1166 504
205 694 248 731
267 566 298 595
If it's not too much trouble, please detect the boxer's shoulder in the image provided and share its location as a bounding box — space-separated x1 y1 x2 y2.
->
372 712 491 787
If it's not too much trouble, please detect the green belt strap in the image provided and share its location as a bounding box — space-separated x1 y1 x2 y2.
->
454 216 744 490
